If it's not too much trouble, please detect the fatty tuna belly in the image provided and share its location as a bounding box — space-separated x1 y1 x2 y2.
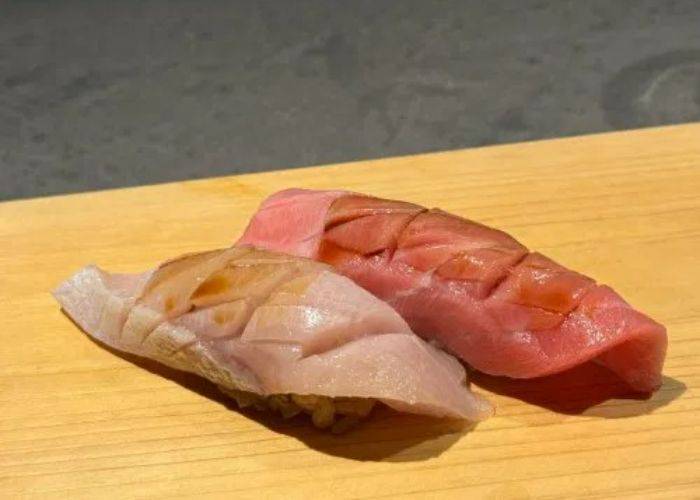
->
237 188 668 394
343 259 666 392
349 262 667 392
237 188 347 257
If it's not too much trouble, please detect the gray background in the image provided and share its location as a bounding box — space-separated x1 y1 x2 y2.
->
2 0 700 201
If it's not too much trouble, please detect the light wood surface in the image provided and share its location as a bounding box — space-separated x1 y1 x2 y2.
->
1 124 699 499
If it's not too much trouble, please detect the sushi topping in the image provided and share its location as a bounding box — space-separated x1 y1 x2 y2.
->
239 189 667 393
54 247 494 431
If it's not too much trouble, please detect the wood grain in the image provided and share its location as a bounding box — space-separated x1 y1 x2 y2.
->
1 124 699 499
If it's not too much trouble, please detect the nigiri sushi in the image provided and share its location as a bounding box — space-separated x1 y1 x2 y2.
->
54 247 493 431
238 189 668 393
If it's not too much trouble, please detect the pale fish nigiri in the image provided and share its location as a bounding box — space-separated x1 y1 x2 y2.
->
54 247 493 431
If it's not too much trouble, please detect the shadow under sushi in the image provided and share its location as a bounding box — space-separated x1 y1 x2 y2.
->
470 362 686 418
258 408 473 462
78 328 470 462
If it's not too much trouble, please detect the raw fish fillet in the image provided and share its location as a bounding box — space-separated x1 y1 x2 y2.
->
54 247 492 429
238 189 668 393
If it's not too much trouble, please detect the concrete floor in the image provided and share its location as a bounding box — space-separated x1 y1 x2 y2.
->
1 0 699 200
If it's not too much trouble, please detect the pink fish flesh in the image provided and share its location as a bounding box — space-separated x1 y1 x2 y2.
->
238 189 668 393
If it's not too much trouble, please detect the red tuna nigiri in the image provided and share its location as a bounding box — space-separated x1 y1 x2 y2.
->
238 189 667 393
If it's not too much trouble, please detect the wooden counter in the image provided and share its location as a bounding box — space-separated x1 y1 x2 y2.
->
2 124 699 498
